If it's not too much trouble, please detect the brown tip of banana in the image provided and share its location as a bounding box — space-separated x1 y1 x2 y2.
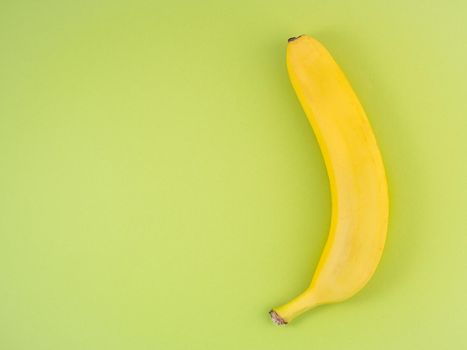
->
269 310 288 326
288 35 303 43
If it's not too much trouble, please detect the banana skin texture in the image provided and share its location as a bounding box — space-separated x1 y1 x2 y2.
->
270 35 389 325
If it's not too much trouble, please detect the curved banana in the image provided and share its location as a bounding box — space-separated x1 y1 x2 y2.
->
270 35 389 325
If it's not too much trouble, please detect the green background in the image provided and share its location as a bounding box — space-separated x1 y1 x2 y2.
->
1 0 466 349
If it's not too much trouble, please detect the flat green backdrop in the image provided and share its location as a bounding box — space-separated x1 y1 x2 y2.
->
1 0 466 349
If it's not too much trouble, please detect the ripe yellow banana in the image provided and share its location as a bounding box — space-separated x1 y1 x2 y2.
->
270 35 389 325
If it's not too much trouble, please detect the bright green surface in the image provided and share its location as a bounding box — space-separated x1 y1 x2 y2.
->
1 0 466 349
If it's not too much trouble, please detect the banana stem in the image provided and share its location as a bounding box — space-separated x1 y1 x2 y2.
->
270 290 318 325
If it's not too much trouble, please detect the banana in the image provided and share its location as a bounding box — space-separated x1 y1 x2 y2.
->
270 35 389 325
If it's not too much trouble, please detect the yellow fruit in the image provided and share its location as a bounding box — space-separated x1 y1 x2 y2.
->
270 35 389 325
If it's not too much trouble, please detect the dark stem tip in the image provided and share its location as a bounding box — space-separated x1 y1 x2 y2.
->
269 310 288 326
288 35 303 43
